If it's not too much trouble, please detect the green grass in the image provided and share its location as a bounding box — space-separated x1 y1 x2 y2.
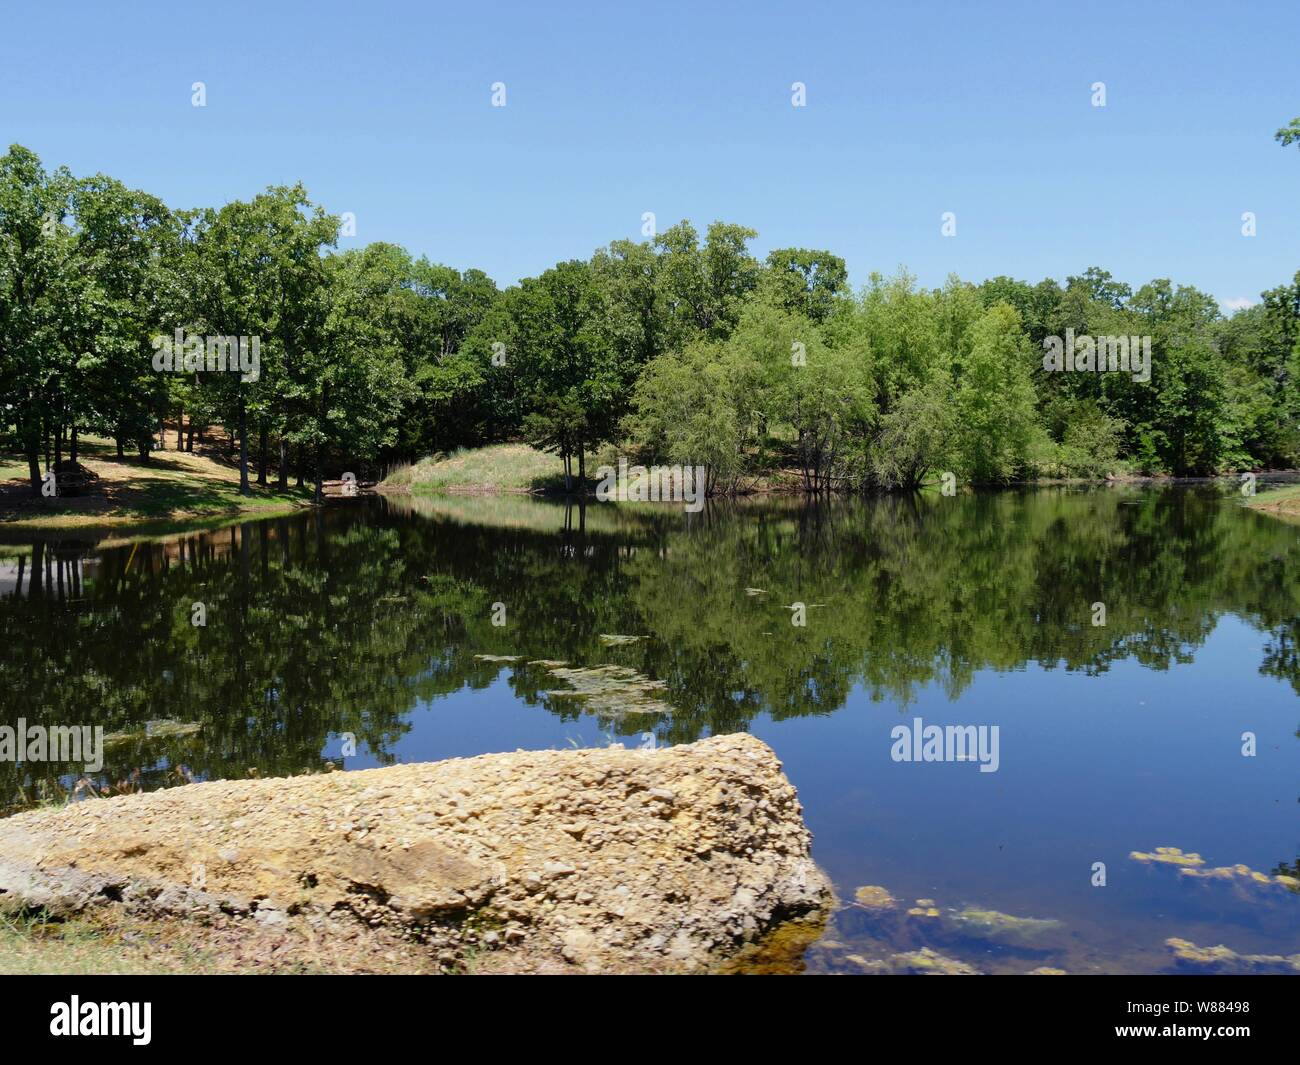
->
385 444 569 494
0 457 30 481
1248 483 1300 504
1244 481 1300 522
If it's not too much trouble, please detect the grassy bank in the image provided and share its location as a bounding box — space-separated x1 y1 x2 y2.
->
1245 482 1300 522
383 444 569 495
381 444 811 496
0 436 313 530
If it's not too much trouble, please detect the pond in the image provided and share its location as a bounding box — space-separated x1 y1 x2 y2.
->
1 486 1296 974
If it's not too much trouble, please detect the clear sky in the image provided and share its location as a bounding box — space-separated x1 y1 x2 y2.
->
3 0 1296 307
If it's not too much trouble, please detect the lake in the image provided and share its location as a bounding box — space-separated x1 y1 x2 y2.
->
1 486 1296 974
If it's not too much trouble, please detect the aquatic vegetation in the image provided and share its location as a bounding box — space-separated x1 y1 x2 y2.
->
847 947 980 975
944 907 1063 944
1028 967 1067 975
1179 863 1300 892
906 898 940 918
473 654 523 663
542 664 672 718
1132 846 1299 896
1166 937 1300 974
102 720 202 747
1129 846 1204 867
852 885 898 911
598 634 648 647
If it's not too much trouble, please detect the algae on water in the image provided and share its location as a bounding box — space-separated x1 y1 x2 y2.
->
541 663 672 719
598 634 649 647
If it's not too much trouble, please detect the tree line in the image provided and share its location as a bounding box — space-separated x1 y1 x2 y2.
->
3 137 1298 500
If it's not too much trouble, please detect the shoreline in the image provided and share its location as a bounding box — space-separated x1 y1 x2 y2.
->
3 469 1296 539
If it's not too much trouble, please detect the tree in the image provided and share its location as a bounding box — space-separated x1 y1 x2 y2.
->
509 260 616 489
761 248 848 323
952 304 1042 482
0 145 75 493
731 299 873 492
626 340 752 494
187 184 337 494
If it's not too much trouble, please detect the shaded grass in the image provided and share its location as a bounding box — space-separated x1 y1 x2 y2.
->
0 435 313 529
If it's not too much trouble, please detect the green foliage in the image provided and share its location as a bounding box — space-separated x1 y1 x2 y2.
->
3 141 1297 503
952 304 1043 482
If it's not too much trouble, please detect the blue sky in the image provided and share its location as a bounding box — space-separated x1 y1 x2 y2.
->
3 0 1296 307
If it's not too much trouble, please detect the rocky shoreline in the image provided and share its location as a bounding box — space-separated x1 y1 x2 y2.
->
0 734 831 974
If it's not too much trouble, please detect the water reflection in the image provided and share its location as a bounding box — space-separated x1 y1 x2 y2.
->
1 487 1296 972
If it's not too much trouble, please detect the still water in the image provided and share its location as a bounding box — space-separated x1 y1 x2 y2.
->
1 487 1296 973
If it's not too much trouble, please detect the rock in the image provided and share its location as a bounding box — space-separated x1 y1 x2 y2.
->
0 733 830 974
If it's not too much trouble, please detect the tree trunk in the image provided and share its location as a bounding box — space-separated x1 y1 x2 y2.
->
177 409 184 450
296 444 305 489
238 395 250 495
70 424 78 465
26 445 41 497
257 425 268 486
313 444 324 503
277 436 288 489
186 421 195 452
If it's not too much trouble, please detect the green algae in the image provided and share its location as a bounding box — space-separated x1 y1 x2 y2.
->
1129 846 1205 867
944 907 1064 944
541 663 672 718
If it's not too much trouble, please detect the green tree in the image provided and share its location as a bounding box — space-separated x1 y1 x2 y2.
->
953 303 1042 482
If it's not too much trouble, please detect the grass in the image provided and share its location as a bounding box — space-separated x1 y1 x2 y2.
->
383 444 569 495
1244 482 1300 521
0 434 314 530
0 910 216 975
0 906 443 975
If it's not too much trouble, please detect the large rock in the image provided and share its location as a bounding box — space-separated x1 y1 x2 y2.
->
0 733 831 972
